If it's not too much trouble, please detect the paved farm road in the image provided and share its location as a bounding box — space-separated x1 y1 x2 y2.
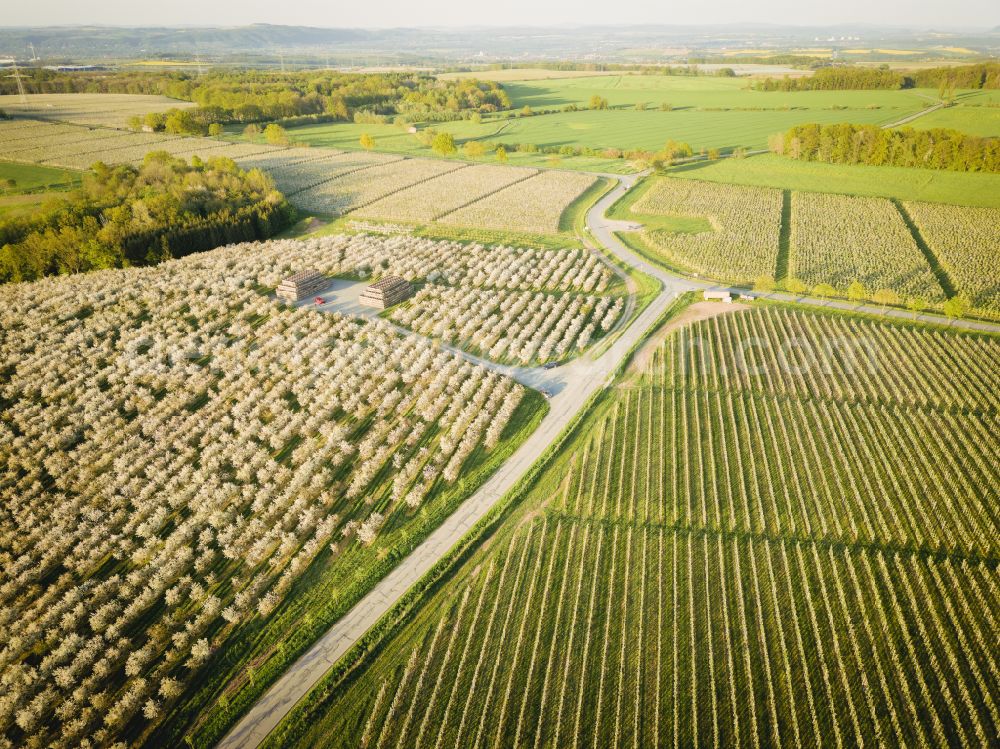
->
218 172 999 749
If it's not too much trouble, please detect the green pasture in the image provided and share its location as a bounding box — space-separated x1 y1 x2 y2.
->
501 73 939 112
666 153 1000 208
272 102 911 171
251 74 986 171
230 122 633 174
0 160 80 194
905 90 1000 136
471 106 911 153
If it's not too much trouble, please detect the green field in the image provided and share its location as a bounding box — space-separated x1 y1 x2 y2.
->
458 106 909 154
908 104 1000 137
267 302 1000 749
667 153 1000 208
501 74 933 111
233 123 632 174
0 160 80 193
0 193 52 218
261 75 968 171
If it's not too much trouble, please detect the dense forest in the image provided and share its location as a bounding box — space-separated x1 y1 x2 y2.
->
754 62 1000 91
771 122 1000 172
0 153 294 283
0 69 510 134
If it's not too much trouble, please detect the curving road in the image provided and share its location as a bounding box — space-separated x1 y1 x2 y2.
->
219 171 998 749
217 176 688 749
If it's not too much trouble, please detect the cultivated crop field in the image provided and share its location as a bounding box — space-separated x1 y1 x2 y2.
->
0 233 552 748
438 170 598 234
294 233 615 292
0 119 277 170
293 159 463 214
356 164 538 223
903 202 1000 314
628 178 783 284
391 286 624 365
272 303 1000 749
0 93 197 128
789 192 945 300
626 176 1000 313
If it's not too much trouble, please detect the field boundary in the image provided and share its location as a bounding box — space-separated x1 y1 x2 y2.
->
430 167 538 221
776 189 792 281
284 154 408 196
892 198 957 299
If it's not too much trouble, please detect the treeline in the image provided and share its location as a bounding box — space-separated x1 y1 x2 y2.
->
771 123 1000 172
754 62 1000 92
754 66 911 91
910 62 1000 89
1 69 510 135
442 62 738 77
0 153 294 283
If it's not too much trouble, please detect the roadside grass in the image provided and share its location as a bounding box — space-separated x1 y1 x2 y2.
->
665 152 1000 208
908 104 1000 137
560 176 615 234
147 389 548 749
584 261 662 360
904 89 1000 137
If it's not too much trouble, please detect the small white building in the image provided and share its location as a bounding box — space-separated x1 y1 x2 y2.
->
704 290 732 303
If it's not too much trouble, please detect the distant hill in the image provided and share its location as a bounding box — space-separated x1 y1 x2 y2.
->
0 23 996 64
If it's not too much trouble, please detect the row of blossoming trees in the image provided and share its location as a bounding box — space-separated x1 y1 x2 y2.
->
0 233 548 747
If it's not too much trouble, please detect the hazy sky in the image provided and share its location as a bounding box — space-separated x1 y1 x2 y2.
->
2 0 996 29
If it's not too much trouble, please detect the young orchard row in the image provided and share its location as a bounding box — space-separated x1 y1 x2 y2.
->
632 178 783 284
287 306 999 747
657 306 1000 415
904 201 1000 314
335 520 998 749
559 366 997 557
391 286 624 364
790 192 945 301
0 236 527 748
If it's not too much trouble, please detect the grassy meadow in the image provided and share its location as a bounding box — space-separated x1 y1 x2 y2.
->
0 160 81 218
261 74 981 170
0 160 80 193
